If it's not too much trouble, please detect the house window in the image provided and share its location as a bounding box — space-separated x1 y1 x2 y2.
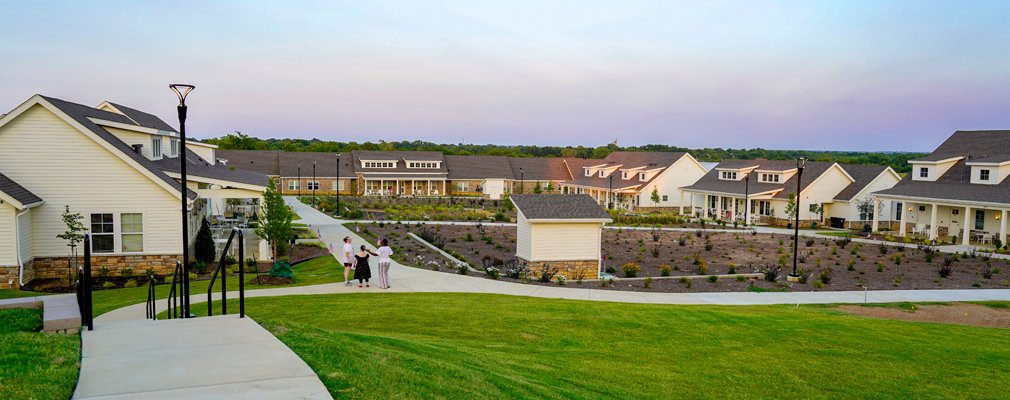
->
976 210 985 230
458 182 468 192
721 171 737 180
121 213 144 253
152 137 163 159
760 173 780 183
920 167 928 178
894 202 902 221
335 180 344 190
91 213 115 253
585 169 591 177
364 162 395 168
622 172 628 179
429 181 438 193
952 209 959 216
751 200 772 216
366 181 379 192
809 204 818 212
170 139 178 157
980 169 990 181
640 173 647 181
662 195 668 202
918 205 926 212
288 180 299 191
600 170 605 177
709 196 718 208
307 181 319 191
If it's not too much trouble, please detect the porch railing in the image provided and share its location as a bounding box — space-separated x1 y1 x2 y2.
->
207 227 246 318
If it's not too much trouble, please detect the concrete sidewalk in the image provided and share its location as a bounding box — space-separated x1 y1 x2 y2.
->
94 197 1010 323
74 314 331 400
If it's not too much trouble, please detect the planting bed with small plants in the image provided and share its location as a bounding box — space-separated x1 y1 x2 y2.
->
300 195 514 221
352 221 1010 293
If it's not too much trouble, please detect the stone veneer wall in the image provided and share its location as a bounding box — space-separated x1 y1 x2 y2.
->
27 255 182 284
522 259 599 281
0 266 17 289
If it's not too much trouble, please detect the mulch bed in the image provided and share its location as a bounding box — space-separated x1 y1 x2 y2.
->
290 243 330 265
357 221 1010 293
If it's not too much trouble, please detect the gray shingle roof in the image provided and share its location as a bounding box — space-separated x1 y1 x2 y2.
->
507 157 573 181
153 149 270 187
351 150 447 176
41 96 197 200
0 172 42 206
832 164 890 201
681 160 837 199
445 155 514 180
277 152 357 178
216 150 282 176
874 131 1010 205
511 194 612 220
107 102 178 132
565 151 689 191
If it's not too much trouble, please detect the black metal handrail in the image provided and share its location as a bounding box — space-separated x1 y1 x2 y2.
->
167 261 184 319
80 235 94 331
207 227 245 318
145 274 157 320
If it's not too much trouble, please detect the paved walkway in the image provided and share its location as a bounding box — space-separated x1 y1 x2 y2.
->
97 197 1010 323
74 314 331 400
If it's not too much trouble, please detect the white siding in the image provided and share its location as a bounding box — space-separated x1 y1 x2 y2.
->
797 165 851 221
516 211 532 260
642 155 708 207
529 223 600 261
0 104 183 258
844 172 901 222
104 127 154 160
0 203 15 266
18 208 33 261
189 145 215 165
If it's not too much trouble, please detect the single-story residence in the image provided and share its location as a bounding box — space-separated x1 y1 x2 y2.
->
0 95 269 289
510 194 612 280
872 130 1010 246
562 151 711 211
680 159 900 228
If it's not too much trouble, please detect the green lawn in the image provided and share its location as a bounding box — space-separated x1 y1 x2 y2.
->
0 289 55 300
0 308 80 400
185 293 1010 399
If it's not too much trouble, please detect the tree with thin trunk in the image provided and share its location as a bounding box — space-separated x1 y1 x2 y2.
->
651 187 661 208
56 205 86 286
254 178 295 261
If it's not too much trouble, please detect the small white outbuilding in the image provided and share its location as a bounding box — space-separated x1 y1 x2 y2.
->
509 194 613 279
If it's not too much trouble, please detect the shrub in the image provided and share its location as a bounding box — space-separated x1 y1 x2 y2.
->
937 258 953 278
981 264 994 280
651 244 661 257
798 269 811 284
622 263 642 278
893 254 902 265
195 217 216 264
455 263 470 275
678 277 692 288
465 233 474 242
727 264 737 274
223 268 234 276
707 275 718 283
697 259 708 275
735 275 746 282
97 267 111 280
538 264 559 282
643 276 652 289
652 231 661 242
846 259 856 271
813 281 825 288
818 268 832 284
805 238 815 247
223 254 237 265
762 265 779 282
192 260 208 274
660 265 672 276
705 242 713 251
605 267 616 274
834 237 852 248
102 281 116 289
124 279 137 288
677 237 687 246
892 276 903 287
877 262 885 272
896 243 905 252
556 276 565 286
119 268 134 279
878 243 888 255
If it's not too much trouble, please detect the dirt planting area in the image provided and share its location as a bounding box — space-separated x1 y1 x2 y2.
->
839 302 1010 329
351 221 1010 293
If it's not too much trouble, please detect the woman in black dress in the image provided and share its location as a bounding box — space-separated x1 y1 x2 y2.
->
353 245 378 288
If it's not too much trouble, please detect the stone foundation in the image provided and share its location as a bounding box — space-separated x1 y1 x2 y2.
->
522 259 599 280
0 266 17 289
759 216 821 228
27 254 182 283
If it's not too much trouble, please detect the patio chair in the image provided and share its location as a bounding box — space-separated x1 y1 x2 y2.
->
914 223 926 235
981 233 993 245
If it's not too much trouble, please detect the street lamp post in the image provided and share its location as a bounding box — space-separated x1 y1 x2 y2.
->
519 168 524 194
335 153 341 217
744 173 750 227
169 84 194 317
790 157 807 278
297 165 301 199
609 173 614 210
312 161 317 207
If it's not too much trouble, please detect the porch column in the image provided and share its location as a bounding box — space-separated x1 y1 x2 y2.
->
1000 210 1007 246
871 197 879 232
745 197 753 225
680 191 685 214
899 201 908 236
690 192 696 216
930 203 938 241
963 206 972 245
704 194 709 218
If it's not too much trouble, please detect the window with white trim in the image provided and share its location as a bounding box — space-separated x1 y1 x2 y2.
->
760 173 780 183
121 213 144 253
366 181 380 191
91 213 115 253
599 170 606 177
919 167 928 178
640 173 647 181
408 162 438 169
335 180 344 190
363 162 395 168
151 137 163 159
307 181 319 190
980 169 990 181
622 172 628 179
288 180 299 191
169 139 179 157
457 182 468 192
585 169 591 177
720 171 738 180
662 195 668 202
751 200 772 216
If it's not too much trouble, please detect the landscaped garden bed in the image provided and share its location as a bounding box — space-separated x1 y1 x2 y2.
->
351 221 1010 293
300 195 515 221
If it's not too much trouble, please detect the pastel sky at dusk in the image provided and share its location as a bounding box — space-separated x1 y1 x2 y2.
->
3 1 1009 152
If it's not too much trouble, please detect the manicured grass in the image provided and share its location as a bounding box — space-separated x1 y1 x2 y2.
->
90 255 345 317
0 289 55 300
0 308 80 400
968 301 1010 309
190 293 1010 399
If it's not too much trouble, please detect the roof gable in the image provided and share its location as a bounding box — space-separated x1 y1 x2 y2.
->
0 172 43 209
510 194 612 221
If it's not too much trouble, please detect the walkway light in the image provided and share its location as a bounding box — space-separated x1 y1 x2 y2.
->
169 84 195 317
790 157 807 279
335 153 341 216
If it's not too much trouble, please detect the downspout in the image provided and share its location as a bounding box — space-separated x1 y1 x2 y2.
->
14 201 42 287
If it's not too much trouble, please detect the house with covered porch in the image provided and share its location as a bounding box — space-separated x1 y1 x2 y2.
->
562 152 710 211
872 130 1010 247
680 159 899 227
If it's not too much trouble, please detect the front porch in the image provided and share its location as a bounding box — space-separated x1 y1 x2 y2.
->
873 197 1009 248
363 178 445 197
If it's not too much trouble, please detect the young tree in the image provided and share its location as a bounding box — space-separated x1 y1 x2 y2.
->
784 193 798 220
545 181 555 193
194 217 216 264
533 182 543 194
56 205 86 286
254 178 295 262
651 187 661 207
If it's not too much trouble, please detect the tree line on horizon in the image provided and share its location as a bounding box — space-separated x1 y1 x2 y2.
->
203 132 926 173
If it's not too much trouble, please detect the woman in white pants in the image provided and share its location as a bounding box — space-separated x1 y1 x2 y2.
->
376 239 393 289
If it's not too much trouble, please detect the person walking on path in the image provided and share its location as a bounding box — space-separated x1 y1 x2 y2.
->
376 239 393 289
354 245 378 288
342 237 354 287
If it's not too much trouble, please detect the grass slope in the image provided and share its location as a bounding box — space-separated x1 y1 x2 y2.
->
0 308 80 400
192 293 1010 399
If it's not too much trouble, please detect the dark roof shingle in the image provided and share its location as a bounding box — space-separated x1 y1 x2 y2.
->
510 194 612 220
445 155 514 180
0 172 43 206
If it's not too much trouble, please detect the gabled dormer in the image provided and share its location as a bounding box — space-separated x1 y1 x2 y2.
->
754 167 796 184
909 156 962 182
619 166 645 180
637 167 663 182
966 156 1010 185
406 160 440 169
361 160 397 168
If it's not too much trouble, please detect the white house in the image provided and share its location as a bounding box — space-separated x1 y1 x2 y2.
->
872 130 1010 246
562 151 711 211
510 194 613 280
0 95 268 289
681 159 900 228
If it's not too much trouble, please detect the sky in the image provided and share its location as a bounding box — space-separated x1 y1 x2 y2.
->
3 1 1009 152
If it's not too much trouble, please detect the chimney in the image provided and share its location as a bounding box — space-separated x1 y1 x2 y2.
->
132 144 144 154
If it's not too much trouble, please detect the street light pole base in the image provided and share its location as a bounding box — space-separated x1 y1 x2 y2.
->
786 274 800 282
